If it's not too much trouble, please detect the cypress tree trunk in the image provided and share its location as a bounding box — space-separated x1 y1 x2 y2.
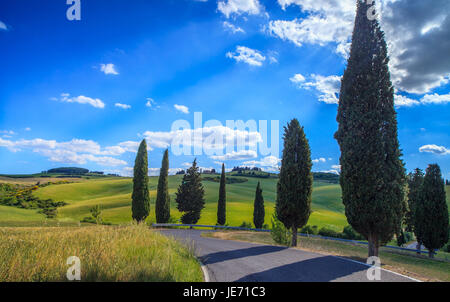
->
291 226 298 247
131 139 150 223
334 0 406 257
217 163 226 225
276 119 313 248
155 149 170 223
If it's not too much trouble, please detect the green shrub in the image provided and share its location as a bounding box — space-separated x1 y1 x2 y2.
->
318 227 341 238
239 221 253 229
270 214 291 246
342 225 364 240
300 225 319 235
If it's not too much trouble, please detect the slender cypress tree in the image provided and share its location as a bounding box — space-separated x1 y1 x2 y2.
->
155 149 170 223
416 164 449 258
175 159 205 224
406 169 424 231
406 168 425 253
276 119 313 247
334 0 406 257
217 163 226 225
253 181 265 229
131 139 150 223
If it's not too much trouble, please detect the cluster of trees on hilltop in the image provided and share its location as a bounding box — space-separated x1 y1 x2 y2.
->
231 166 262 172
45 167 89 175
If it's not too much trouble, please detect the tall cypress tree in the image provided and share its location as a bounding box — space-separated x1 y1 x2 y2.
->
155 149 170 223
406 169 424 233
334 0 406 257
416 164 449 258
253 181 265 229
276 119 313 247
217 163 226 225
175 159 205 224
131 139 150 223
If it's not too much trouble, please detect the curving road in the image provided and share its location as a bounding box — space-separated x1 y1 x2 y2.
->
160 229 417 282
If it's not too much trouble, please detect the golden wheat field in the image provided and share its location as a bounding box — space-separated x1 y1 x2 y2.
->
0 224 202 282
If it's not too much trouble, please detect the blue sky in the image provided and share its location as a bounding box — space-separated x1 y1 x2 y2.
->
0 0 449 178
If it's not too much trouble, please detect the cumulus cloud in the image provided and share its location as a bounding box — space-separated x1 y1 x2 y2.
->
223 21 245 34
174 104 190 114
100 63 119 75
0 21 8 31
0 137 132 166
293 73 450 107
115 103 131 109
142 125 263 152
270 0 450 95
53 93 105 109
419 144 450 155
242 155 281 171
312 157 327 163
218 0 264 18
226 46 266 66
292 74 341 104
381 0 450 94
210 150 257 161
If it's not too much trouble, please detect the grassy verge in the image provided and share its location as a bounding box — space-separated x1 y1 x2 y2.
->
0 224 203 282
203 231 450 282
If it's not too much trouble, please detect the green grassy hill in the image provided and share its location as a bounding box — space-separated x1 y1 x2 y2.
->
30 174 345 230
3 173 449 231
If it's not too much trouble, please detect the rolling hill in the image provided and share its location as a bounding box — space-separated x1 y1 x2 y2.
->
2 172 449 231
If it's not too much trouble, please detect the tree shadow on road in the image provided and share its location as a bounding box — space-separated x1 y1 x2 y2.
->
201 245 288 265
234 255 370 282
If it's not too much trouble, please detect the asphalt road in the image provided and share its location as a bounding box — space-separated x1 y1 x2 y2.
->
160 229 417 282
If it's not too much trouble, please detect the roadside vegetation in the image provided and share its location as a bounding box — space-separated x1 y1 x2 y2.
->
0 224 202 282
203 231 450 282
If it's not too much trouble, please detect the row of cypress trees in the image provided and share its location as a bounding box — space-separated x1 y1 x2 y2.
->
131 140 171 223
215 161 266 229
131 142 267 228
274 0 449 257
406 165 449 258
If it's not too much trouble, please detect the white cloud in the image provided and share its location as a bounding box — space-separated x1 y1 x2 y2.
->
271 0 450 95
0 137 136 166
421 93 450 105
0 21 7 31
0 130 15 135
100 63 119 75
54 93 105 109
143 125 262 151
226 46 266 67
394 95 420 107
210 150 257 161
419 144 450 155
267 0 354 57
293 73 449 107
174 104 190 114
218 0 264 18
294 74 341 104
289 73 306 84
223 21 245 34
25 127 31 131
242 155 281 171
146 98 158 108
312 157 326 163
115 103 131 109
